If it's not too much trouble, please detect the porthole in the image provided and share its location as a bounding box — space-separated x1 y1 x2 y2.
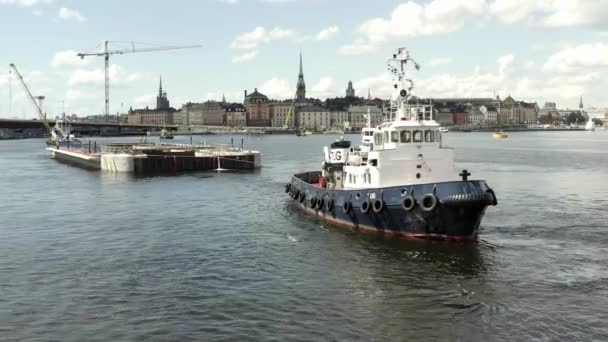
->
416 173 421 179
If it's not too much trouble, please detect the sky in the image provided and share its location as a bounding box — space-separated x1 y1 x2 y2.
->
1 0 608 119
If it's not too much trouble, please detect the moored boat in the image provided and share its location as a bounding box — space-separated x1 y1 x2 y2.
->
160 128 174 139
492 131 508 139
284 48 498 240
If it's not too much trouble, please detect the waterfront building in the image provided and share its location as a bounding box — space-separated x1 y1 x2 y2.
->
499 96 539 124
468 106 485 126
330 111 349 129
244 88 271 127
345 81 355 98
182 101 225 126
484 106 498 125
453 112 468 125
348 105 383 130
585 107 608 120
128 77 177 125
270 101 295 128
436 108 454 126
224 103 247 127
298 107 330 130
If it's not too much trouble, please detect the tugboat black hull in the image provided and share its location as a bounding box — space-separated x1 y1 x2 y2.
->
287 171 497 241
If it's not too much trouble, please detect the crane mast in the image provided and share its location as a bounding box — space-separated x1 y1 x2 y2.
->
77 40 203 118
9 63 51 133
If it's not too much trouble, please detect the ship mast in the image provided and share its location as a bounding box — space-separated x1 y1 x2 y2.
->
387 48 420 121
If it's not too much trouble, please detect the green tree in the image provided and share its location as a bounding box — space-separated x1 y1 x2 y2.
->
566 111 586 125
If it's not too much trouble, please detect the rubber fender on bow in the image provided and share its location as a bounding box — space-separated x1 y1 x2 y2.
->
285 183 291 193
372 199 384 213
420 193 438 212
360 200 371 214
441 191 494 206
326 198 334 211
309 196 317 208
343 201 352 214
299 192 306 203
316 197 325 210
402 195 416 211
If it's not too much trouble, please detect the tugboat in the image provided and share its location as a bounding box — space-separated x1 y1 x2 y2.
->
46 116 81 148
284 48 498 240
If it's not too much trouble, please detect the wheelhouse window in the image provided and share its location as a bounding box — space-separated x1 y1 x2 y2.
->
391 131 399 143
374 133 383 145
413 130 423 143
400 130 411 143
383 131 389 144
425 130 435 143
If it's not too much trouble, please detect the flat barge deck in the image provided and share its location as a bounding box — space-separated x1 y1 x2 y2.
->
46 141 261 173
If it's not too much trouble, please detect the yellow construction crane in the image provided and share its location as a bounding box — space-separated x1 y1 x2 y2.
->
77 41 203 117
283 90 300 129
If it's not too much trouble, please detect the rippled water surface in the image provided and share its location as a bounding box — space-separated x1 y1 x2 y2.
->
1 132 607 341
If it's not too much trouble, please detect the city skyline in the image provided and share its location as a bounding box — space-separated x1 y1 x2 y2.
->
1 0 607 119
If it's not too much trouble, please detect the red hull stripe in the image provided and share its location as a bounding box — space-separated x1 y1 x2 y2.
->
299 205 476 242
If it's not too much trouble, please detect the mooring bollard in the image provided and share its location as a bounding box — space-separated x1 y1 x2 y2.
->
88 141 91 153
231 137 234 147
94 141 97 153
241 138 244 149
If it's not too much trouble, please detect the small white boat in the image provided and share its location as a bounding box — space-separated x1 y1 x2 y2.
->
160 128 174 139
585 119 595 131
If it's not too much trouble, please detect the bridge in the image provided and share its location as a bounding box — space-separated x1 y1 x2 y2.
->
0 118 177 135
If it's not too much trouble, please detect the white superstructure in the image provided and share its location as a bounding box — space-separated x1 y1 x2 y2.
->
322 48 459 190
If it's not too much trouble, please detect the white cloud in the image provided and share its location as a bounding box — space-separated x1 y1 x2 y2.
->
353 73 394 99
345 0 608 57
310 77 339 98
50 50 91 68
232 50 258 64
67 65 142 87
0 0 52 7
497 54 515 78
543 43 608 73
488 0 608 29
206 91 242 102
428 57 452 66
316 26 340 41
133 93 157 109
58 7 86 22
259 77 294 99
231 26 298 49
357 0 486 44
219 0 239 3
337 41 376 56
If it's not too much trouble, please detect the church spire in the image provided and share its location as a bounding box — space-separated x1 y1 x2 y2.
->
159 75 163 97
579 95 583 109
296 51 306 102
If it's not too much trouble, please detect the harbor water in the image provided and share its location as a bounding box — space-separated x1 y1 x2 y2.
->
1 132 607 341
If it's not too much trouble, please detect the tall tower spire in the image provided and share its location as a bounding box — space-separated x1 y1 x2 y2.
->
579 95 583 109
296 51 306 102
159 75 163 97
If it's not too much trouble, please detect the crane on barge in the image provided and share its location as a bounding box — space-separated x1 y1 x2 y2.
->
9 63 51 133
76 41 203 118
